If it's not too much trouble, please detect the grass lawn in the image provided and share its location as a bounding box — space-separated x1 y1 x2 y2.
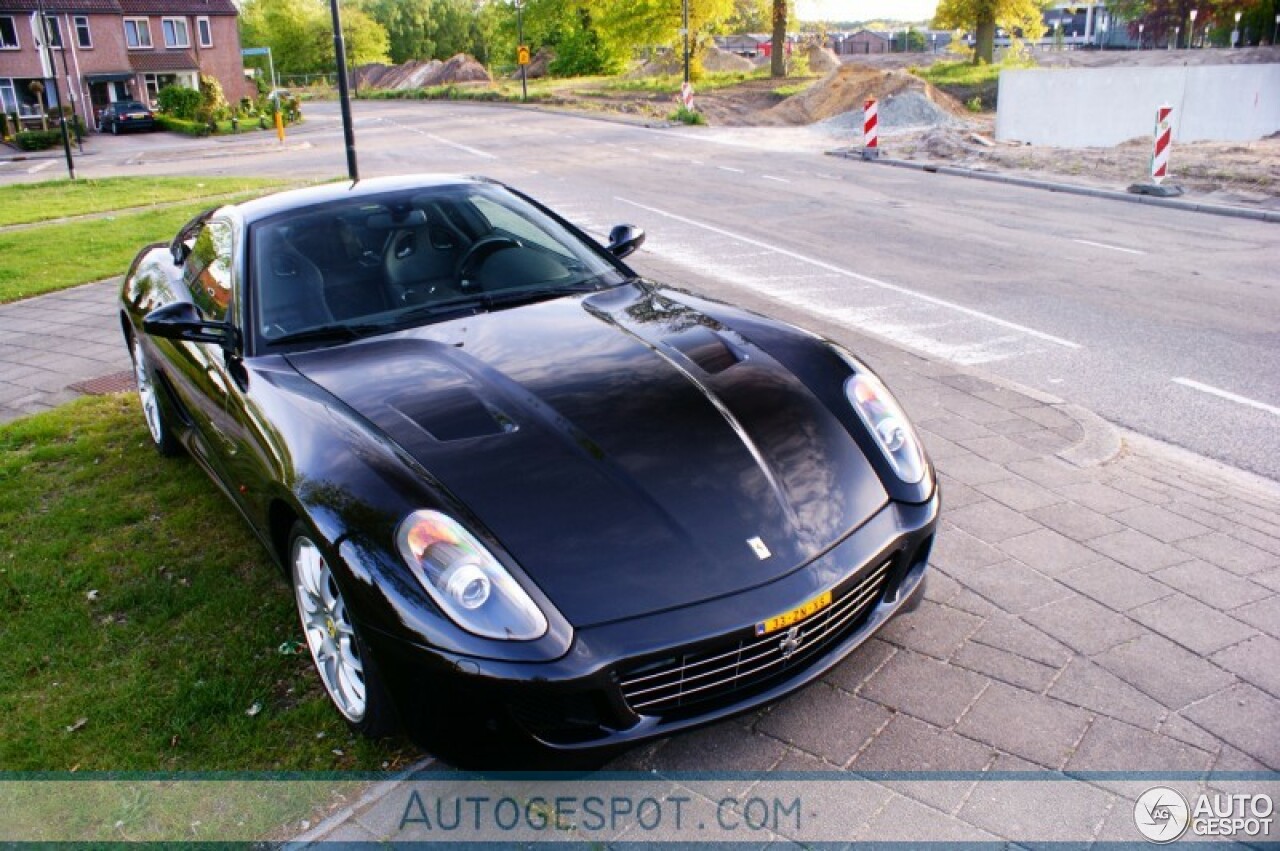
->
601 68 770 94
0 394 415 771
0 176 291 227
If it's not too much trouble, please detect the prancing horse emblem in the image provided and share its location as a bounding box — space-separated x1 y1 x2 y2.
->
779 625 801 660
747 536 771 560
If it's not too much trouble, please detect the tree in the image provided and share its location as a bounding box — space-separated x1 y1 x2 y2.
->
770 0 786 77
362 0 475 64
240 0 388 73
933 0 1046 63
724 0 769 33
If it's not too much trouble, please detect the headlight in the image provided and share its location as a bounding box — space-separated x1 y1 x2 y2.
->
845 370 928 485
396 510 547 641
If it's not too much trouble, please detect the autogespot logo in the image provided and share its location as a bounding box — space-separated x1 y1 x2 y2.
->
1135 787 1190 844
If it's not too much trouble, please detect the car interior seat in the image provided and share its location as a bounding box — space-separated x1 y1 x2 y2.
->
255 226 334 337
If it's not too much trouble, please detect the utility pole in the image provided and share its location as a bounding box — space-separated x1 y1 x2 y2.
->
34 0 74 179
516 0 527 102
328 0 358 181
682 0 690 85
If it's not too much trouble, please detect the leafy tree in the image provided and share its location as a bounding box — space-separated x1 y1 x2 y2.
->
770 0 786 77
724 0 770 33
361 0 481 64
1106 0 1272 46
240 0 388 73
933 0 1047 63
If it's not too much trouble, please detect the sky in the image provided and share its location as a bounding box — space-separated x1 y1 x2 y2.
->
795 0 940 23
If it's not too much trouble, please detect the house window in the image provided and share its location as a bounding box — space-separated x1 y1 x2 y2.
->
124 17 151 49
74 15 91 49
196 16 212 48
0 78 17 113
0 16 18 49
161 17 189 49
42 14 62 48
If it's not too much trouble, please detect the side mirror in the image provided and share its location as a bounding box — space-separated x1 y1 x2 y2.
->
143 302 235 347
607 225 645 260
170 237 191 267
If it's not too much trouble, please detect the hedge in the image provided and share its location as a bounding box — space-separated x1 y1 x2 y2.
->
154 115 210 137
13 130 63 151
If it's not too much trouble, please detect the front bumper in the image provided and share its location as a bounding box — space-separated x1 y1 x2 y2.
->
361 491 939 750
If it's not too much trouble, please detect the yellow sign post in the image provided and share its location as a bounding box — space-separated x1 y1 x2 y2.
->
274 108 285 142
517 45 531 66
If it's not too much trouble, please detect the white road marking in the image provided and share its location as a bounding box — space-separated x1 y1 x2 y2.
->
717 166 745 173
1073 238 1146 256
690 160 704 166
424 132 497 160
762 175 791 183
615 197 1083 350
26 161 54 174
1173 378 1280 418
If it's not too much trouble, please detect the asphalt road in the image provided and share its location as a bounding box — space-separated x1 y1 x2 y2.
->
8 100 1279 479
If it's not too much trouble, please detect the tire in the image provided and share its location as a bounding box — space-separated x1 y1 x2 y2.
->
110 120 118 136
130 334 182 457
289 522 397 738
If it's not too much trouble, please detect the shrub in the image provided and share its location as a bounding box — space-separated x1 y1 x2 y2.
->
157 85 201 120
13 129 63 150
154 114 210 136
966 96 983 113
196 73 228 124
668 105 706 125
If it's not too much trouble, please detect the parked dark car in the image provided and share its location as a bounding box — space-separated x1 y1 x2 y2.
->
99 101 155 134
119 175 938 753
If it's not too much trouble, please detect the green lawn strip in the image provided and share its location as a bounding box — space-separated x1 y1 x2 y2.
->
601 68 770 94
0 193 272 303
0 394 414 771
0 177 291 227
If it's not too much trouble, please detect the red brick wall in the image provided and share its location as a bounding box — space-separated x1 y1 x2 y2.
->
194 15 253 103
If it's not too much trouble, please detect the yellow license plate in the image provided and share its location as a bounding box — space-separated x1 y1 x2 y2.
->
755 590 832 636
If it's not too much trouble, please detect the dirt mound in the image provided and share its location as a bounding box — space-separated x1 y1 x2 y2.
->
764 64 966 127
702 46 754 73
799 43 841 73
626 52 682 78
356 54 490 90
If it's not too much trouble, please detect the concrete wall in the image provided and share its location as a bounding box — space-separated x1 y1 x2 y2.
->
995 64 1280 147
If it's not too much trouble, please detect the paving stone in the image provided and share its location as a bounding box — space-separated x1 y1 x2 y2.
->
1016 405 1075 431
997 528 1101 576
1112 504 1211 543
961 560 1072 614
1210 634 1280 699
1176 532 1280 576
1106 472 1175 505
947 587 1000 617
823 638 897 694
954 682 1092 768
956 435 1042 464
935 478 986 513
981 413 1045 436
1006 457 1091 487
916 414 992 442
1214 745 1271 772
974 477 1066 512
859 793 1001 843
917 431 968 461
951 642 1060 692
653 719 790 779
928 525 1006 574
1157 713 1225 753
969 614 1073 668
1054 481 1148 514
876 600 984 661
756 684 891 766
1094 634 1239 710
1085 529 1192 574
849 716 992 814
1066 717 1214 772
1022 595 1145 655
923 571 963 606
1128 593 1257 655
1047 658 1166 729
935 453 1014 487
1060 561 1174 611
770 746 837 771
1028 502 1125 541
859 649 988 727
316 820 380 843
1182 684 1280 770
1231 596 1280 637
1152 561 1273 610
946 500 1041 542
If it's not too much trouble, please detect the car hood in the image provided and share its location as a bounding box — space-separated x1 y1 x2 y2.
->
288 284 888 627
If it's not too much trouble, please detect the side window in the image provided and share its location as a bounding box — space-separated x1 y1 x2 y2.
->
470 196 566 257
184 220 233 322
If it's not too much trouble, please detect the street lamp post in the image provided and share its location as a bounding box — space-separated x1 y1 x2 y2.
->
681 0 690 85
1274 13 1279 45
1188 9 1197 48
34 0 74 179
515 0 527 101
1232 11 1242 47
1137 22 1144 49
1172 25 1179 49
328 0 358 181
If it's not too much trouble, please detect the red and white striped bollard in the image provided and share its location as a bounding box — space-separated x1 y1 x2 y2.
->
862 97 879 159
1151 104 1172 184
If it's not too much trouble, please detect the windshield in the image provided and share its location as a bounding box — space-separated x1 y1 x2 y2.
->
248 183 628 349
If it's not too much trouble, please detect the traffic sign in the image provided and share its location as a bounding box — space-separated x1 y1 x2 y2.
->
517 45 531 66
241 47 271 56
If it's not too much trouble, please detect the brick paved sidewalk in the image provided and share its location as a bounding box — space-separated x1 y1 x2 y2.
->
1 277 1276 846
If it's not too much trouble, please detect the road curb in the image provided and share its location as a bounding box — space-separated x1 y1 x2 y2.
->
1056 402 1123 469
283 756 435 848
827 150 1280 224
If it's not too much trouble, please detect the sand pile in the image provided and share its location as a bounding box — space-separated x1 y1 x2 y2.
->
701 46 755 72
355 54 491 90
799 43 841 73
628 46 753 77
766 64 965 128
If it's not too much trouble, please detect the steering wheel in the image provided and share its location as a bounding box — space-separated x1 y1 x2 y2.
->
456 235 521 290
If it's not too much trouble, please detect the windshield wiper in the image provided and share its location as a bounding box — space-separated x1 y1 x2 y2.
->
266 322 383 347
481 283 601 310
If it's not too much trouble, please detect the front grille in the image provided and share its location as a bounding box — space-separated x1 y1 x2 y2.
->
618 558 892 716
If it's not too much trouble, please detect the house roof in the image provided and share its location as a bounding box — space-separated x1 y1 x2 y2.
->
128 49 198 71
849 29 891 40
117 0 237 14
0 0 122 12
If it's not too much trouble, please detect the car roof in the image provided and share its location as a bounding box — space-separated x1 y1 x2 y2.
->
232 174 495 225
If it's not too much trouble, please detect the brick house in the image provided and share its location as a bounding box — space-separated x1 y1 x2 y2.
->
831 29 891 55
0 0 253 132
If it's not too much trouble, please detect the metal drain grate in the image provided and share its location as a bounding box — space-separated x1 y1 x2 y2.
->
67 370 135 396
